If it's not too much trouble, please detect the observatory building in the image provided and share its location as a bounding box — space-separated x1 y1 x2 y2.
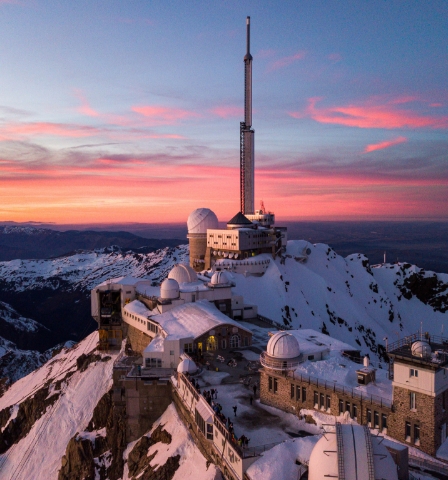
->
187 17 287 275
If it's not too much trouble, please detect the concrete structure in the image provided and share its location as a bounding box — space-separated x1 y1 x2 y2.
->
240 16 254 216
308 423 398 480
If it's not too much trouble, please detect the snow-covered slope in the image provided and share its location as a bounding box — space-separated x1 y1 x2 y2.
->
231 240 448 363
0 244 189 292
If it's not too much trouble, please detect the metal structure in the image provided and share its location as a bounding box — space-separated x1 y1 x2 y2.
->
240 16 255 215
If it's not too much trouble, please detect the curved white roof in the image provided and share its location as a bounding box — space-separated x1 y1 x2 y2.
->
210 270 231 286
160 278 179 300
411 340 432 358
267 332 300 359
168 264 198 284
177 358 198 374
309 424 398 480
187 208 218 234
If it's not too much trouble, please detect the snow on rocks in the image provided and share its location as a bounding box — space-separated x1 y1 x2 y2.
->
122 403 220 480
0 332 118 480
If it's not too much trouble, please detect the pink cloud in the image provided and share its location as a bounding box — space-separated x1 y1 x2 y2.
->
74 90 99 117
290 96 448 129
0 122 100 139
267 51 306 72
211 106 243 119
363 136 407 153
257 49 276 58
131 105 199 125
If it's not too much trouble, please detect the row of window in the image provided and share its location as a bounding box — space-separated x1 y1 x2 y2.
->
405 421 420 445
124 310 159 334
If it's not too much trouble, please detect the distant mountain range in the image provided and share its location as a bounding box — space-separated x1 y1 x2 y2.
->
0 225 184 261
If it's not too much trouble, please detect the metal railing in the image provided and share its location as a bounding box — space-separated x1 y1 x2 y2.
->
287 370 392 408
260 351 301 371
409 454 448 476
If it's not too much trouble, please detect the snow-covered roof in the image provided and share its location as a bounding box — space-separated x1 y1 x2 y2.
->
144 334 165 353
124 299 151 318
287 329 357 354
309 424 398 480
95 275 144 288
150 299 252 341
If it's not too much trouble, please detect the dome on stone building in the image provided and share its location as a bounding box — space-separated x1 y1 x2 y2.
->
266 331 300 359
187 208 219 234
177 358 198 374
210 270 231 286
168 264 198 284
308 424 398 480
160 278 179 300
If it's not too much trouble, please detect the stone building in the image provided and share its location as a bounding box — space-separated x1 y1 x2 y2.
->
259 329 448 458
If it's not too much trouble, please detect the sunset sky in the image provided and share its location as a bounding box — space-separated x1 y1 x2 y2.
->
1 1 447 224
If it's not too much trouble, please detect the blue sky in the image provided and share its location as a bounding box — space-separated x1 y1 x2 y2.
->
0 0 447 223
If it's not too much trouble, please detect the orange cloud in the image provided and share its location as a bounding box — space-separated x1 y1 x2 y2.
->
363 136 407 153
132 105 199 125
267 51 306 72
290 97 448 129
211 106 243 118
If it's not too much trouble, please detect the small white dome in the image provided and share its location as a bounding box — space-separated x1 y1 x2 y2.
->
160 278 179 300
210 270 231 286
267 332 300 359
168 264 198 284
411 340 432 358
187 208 219 234
177 358 198 374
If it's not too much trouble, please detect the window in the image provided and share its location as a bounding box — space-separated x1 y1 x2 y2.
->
192 294 195 303
269 376 273 391
405 422 411 442
314 391 319 408
308 355 315 361
302 387 307 402
221 339 227 349
184 343 193 353
206 423 214 441
273 378 278 393
296 385 301 401
326 395 331 411
414 424 420 445
222 328 227 336
230 334 240 348
346 401 351 416
320 393 325 410
374 411 379 429
382 414 387 432
410 392 417 410
410 368 418 377
339 400 344 415
353 404 358 420
170 350 174 356
367 409 372 426
291 384 295 399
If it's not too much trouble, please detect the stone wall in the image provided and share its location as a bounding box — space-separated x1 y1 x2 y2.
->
388 386 448 456
127 323 152 354
260 369 391 430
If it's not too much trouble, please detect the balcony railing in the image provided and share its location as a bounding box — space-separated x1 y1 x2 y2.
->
260 351 301 371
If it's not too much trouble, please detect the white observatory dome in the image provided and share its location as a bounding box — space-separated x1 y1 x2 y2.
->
168 264 198 284
210 271 231 286
160 278 180 300
308 424 398 480
267 332 300 359
177 358 198 374
187 208 219 234
411 340 432 358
